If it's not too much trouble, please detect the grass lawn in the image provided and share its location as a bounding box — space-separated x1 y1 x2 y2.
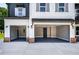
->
0 33 4 40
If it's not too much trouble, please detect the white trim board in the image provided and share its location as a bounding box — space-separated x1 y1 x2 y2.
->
34 22 71 25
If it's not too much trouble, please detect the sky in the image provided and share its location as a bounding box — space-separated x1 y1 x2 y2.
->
0 3 7 9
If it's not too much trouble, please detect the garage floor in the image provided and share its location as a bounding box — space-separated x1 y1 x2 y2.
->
11 38 26 42
11 38 69 42
35 38 69 43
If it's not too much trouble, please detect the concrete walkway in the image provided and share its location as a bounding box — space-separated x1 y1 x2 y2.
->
0 42 79 55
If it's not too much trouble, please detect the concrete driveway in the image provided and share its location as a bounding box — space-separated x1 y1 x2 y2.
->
0 42 79 55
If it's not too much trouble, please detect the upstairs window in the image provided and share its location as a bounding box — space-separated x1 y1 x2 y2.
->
59 3 65 12
40 3 46 12
55 3 68 12
15 7 26 16
36 3 49 12
15 4 26 17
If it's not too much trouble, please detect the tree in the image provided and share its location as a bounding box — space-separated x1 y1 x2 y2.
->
0 7 8 30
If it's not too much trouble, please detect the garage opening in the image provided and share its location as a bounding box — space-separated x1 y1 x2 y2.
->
35 25 70 43
10 26 26 42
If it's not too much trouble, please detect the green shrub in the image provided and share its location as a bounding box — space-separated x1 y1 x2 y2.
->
0 32 4 40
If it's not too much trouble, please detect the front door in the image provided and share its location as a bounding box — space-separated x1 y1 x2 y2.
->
43 28 47 38
16 28 19 39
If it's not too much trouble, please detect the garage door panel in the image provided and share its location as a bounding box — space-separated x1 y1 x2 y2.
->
50 26 56 38
56 26 70 41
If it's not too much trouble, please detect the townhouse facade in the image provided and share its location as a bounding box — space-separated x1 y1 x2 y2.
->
4 3 79 43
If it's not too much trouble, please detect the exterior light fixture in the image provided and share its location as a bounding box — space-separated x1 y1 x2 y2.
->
6 26 8 28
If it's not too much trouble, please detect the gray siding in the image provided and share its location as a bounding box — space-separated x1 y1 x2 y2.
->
7 3 29 18
46 3 50 12
9 4 16 17
65 3 68 12
36 3 39 12
25 4 29 17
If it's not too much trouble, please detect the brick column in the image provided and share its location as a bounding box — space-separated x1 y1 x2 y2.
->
4 25 10 42
70 25 76 43
4 37 10 42
70 37 76 43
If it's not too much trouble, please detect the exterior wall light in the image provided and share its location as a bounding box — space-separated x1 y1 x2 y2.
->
6 26 8 28
31 25 32 28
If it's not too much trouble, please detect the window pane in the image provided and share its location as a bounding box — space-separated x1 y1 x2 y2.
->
40 3 46 6
76 10 79 13
59 3 64 6
40 7 45 12
18 12 22 16
18 8 22 11
76 27 79 35
59 8 64 12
